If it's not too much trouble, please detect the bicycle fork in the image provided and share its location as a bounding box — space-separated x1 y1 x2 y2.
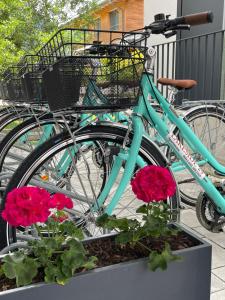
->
93 115 146 215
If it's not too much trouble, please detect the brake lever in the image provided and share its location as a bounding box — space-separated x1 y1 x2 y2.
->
164 30 177 38
167 24 191 31
176 24 191 30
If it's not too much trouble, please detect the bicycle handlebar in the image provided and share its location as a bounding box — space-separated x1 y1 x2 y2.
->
87 11 213 54
147 11 213 36
171 11 213 27
182 11 213 26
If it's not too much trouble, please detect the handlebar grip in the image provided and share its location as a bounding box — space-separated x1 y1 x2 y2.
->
183 11 213 26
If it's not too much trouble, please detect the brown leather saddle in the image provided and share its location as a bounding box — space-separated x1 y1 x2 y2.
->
157 78 197 90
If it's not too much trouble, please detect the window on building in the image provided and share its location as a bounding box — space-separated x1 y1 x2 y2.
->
95 18 101 31
109 10 119 31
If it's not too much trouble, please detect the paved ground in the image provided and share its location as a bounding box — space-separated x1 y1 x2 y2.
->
180 206 225 300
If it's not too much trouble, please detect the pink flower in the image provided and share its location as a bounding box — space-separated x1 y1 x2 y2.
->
2 187 52 227
131 165 176 202
49 193 73 210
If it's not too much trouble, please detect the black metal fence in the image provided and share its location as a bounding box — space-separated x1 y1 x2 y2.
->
153 30 225 102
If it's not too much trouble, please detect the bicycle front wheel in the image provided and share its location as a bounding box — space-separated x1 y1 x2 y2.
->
0 124 179 249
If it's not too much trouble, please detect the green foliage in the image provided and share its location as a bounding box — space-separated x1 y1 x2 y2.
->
97 213 140 232
83 256 98 270
44 262 67 285
97 202 180 271
0 265 4 277
43 238 96 285
2 252 39 287
0 0 98 74
1 201 180 288
1 220 97 287
148 243 182 271
58 221 84 240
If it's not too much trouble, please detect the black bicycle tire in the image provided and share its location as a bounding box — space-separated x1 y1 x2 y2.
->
0 112 63 172
0 124 179 249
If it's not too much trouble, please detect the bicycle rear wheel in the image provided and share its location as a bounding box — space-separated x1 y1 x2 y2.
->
0 124 179 250
168 105 225 206
0 113 67 189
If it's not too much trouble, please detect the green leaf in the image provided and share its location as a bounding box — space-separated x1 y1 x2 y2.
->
148 251 167 271
136 204 148 214
83 256 98 270
148 244 181 271
61 250 85 268
44 263 58 283
115 231 134 244
96 213 109 227
97 214 140 232
60 222 84 240
60 239 87 276
66 238 85 253
106 218 129 231
45 238 60 249
0 266 4 277
44 262 68 285
29 239 56 264
44 237 92 285
2 253 39 287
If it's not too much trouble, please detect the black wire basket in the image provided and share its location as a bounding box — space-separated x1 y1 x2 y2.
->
39 28 147 111
0 79 9 100
20 55 56 103
1 66 26 102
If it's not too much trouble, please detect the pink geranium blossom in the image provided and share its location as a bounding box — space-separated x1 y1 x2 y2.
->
2 187 52 226
131 165 176 202
2 187 74 227
49 193 73 210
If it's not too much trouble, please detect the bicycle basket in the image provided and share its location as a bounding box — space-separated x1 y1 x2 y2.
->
40 28 147 111
0 73 10 100
20 55 56 103
2 66 26 102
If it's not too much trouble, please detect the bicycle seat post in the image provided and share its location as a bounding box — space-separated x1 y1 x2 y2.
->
168 87 178 104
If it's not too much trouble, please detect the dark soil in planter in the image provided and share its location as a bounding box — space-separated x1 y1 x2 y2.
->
85 230 200 267
0 230 201 292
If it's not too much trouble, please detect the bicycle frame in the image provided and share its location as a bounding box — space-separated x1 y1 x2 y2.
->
143 74 225 212
94 72 225 215
7 66 225 216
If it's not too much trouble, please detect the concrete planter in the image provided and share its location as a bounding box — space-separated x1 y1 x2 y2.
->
0 224 212 300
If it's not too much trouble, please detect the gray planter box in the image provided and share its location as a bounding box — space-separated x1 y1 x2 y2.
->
0 224 212 300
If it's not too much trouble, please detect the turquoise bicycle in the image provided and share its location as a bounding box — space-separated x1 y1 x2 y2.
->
1 12 225 249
